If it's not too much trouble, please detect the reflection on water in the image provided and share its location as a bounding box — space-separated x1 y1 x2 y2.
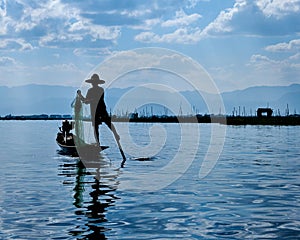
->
1 122 299 239
57 154 120 239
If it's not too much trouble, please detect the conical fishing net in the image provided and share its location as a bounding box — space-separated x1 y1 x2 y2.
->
72 92 97 146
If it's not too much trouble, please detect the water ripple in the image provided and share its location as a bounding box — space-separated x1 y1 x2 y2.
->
0 122 299 239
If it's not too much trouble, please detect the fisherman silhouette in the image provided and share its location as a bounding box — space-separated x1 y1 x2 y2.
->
77 73 120 145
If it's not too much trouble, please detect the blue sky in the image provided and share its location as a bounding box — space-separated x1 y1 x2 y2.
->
0 0 300 92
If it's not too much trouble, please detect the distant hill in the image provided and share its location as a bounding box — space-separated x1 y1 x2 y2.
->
0 83 299 116
0 84 77 115
221 84 300 115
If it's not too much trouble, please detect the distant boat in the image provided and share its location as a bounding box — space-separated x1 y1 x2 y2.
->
56 120 108 157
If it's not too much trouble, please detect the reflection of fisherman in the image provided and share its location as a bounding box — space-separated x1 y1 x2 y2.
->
71 160 119 238
77 73 120 145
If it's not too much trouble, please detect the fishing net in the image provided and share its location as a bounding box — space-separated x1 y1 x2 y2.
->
72 92 97 146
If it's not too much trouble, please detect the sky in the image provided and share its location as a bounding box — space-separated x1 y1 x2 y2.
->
0 0 300 92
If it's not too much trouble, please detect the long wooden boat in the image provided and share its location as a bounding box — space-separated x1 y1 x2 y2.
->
57 140 109 156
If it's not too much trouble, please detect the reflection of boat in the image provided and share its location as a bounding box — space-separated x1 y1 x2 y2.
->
57 152 120 238
56 120 108 156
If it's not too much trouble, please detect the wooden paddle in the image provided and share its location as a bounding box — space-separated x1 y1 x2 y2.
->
115 137 126 167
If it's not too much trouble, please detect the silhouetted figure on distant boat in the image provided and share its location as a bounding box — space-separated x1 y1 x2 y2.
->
77 73 120 145
60 119 72 136
56 119 75 148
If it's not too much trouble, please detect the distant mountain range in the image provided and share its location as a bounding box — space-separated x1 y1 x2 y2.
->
0 84 77 115
221 84 300 115
0 83 299 116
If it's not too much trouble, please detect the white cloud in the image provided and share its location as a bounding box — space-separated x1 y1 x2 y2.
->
18 39 34 51
41 63 81 72
143 18 161 29
186 0 202 9
120 8 152 18
256 0 300 18
161 10 202 27
0 18 8 35
135 28 202 44
289 52 300 60
133 9 202 43
68 19 120 41
201 0 300 37
248 53 300 85
162 28 202 44
129 17 161 31
208 51 300 91
0 0 6 16
0 38 34 51
13 0 79 32
265 39 300 52
0 56 16 66
38 33 86 48
201 0 246 37
2 0 120 49
73 47 116 57
2 0 300 51
0 0 10 35
250 54 277 65
134 32 159 43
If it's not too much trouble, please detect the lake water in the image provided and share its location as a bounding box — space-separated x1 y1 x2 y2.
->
0 121 299 239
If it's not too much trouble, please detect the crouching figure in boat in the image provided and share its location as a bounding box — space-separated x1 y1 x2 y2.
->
56 120 77 155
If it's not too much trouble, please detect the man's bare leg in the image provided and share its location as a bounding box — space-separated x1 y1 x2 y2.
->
94 124 100 145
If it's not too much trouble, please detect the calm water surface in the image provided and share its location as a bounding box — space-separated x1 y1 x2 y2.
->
0 121 299 239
